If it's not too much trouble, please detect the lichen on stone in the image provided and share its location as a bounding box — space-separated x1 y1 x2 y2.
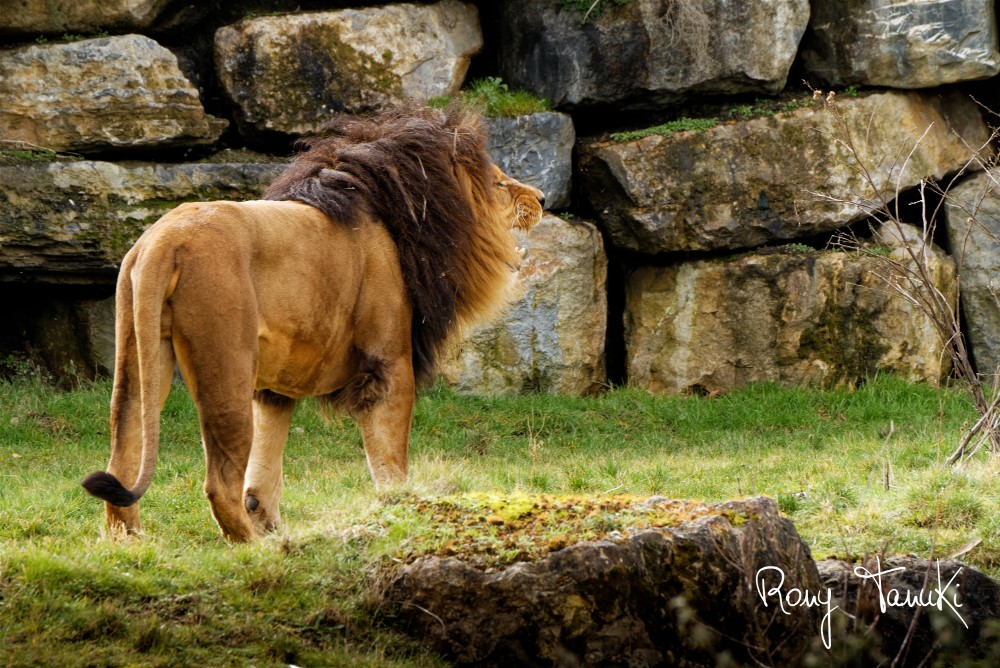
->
371 492 719 570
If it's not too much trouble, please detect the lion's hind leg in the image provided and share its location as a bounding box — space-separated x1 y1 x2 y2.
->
244 390 296 534
172 309 258 542
174 353 257 541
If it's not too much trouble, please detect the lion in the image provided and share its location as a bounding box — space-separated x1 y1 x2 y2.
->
81 105 544 541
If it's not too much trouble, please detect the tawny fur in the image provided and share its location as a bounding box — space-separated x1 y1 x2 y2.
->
81 105 544 542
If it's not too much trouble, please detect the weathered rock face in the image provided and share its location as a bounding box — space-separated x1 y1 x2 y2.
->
819 557 1000 665
0 158 286 282
439 214 606 396
488 112 574 210
0 291 115 382
944 171 1000 377
215 1 482 137
0 0 172 34
77 297 116 375
801 0 1000 89
625 248 956 395
579 91 989 254
499 0 809 110
382 496 822 667
0 35 227 154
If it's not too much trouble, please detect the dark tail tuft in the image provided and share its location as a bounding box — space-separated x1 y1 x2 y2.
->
81 471 138 507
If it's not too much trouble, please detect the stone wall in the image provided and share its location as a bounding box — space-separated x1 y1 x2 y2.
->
2 0 999 394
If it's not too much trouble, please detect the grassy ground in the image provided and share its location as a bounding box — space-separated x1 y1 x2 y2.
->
0 375 997 666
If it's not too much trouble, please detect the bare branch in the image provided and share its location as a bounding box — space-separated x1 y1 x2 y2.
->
819 94 1000 462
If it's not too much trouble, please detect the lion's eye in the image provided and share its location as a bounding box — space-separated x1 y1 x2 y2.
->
496 181 507 188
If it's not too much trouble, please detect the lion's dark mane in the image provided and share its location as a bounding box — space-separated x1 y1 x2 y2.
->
263 105 503 387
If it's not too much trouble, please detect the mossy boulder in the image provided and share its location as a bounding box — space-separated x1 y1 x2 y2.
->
381 496 823 666
818 557 1000 664
624 247 956 395
0 158 286 283
578 90 989 254
214 0 482 137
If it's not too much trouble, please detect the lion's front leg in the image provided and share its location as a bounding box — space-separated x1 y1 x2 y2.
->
355 358 415 489
244 390 296 534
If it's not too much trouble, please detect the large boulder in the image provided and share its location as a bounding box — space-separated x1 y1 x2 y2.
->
439 214 607 396
624 247 956 395
215 1 482 137
382 496 823 666
488 112 574 210
0 0 172 35
800 0 1000 89
818 557 1000 665
944 172 1000 378
499 0 809 110
0 158 286 283
0 35 226 154
579 91 989 254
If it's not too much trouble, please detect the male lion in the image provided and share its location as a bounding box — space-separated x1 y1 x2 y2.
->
82 105 544 541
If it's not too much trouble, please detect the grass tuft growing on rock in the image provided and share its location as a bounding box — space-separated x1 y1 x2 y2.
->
610 116 718 142
429 77 551 118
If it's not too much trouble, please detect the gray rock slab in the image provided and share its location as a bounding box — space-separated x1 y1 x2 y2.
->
944 171 1000 377
0 35 226 153
439 213 607 395
801 0 1000 88
499 0 809 109
0 0 172 34
488 112 574 210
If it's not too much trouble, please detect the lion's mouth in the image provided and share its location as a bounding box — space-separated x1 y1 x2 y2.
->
512 199 542 231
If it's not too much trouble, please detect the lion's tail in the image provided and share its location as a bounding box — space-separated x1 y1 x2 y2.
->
82 243 173 507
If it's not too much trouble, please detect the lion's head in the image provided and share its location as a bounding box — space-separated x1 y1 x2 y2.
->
264 104 544 386
493 164 545 231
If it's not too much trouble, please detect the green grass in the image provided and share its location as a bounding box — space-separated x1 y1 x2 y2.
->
610 116 719 142
429 77 551 118
0 149 62 165
609 93 825 144
1 375 998 665
61 31 110 42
